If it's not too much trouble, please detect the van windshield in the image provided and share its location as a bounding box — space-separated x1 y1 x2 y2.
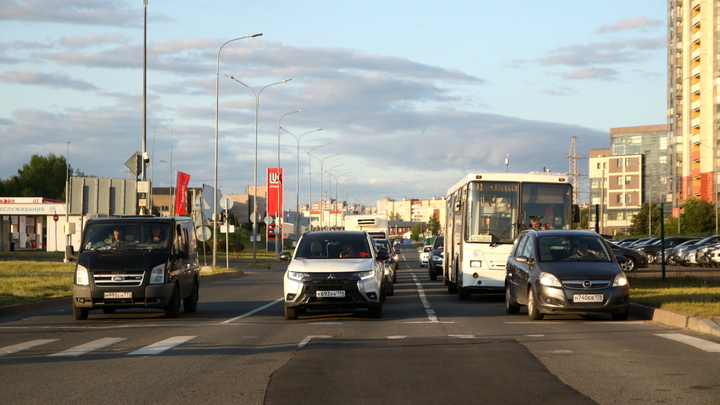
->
82 222 171 251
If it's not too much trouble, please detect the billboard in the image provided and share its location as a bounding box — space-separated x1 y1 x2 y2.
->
267 168 283 217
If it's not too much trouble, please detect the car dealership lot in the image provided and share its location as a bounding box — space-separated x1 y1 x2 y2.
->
1 251 719 405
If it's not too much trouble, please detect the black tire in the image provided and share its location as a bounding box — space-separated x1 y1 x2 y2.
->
458 288 471 301
102 308 116 314
527 288 544 320
164 286 180 318
368 303 382 318
429 268 437 281
73 304 89 320
645 252 655 264
183 280 199 313
284 306 298 320
505 285 520 314
612 308 629 321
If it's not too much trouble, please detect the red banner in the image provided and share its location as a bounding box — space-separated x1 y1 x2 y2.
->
174 171 191 215
267 168 283 217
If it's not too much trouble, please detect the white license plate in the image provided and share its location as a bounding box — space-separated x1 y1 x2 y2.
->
316 290 345 298
573 293 603 303
104 292 132 299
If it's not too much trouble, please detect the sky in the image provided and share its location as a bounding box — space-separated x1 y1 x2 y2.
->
0 0 668 207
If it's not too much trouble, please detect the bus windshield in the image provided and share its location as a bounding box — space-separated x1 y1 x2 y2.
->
465 181 572 244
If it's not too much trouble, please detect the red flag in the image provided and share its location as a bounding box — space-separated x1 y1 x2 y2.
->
174 171 191 215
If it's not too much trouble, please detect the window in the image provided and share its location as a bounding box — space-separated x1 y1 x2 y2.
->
617 176 623 186
626 194 632 204
617 158 622 168
625 176 631 185
625 158 631 167
616 194 623 203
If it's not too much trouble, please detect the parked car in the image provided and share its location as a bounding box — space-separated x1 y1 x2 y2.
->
280 231 388 319
375 238 398 283
657 239 700 265
428 235 444 281
675 235 720 266
419 244 432 267
505 229 630 321
608 241 646 272
639 237 695 264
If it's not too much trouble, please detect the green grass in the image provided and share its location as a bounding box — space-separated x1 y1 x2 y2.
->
627 277 720 319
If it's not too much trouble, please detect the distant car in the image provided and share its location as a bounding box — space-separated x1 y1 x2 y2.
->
505 229 630 321
608 241 646 272
419 245 432 267
675 235 720 266
428 235 444 280
639 237 695 264
659 239 700 265
280 231 388 319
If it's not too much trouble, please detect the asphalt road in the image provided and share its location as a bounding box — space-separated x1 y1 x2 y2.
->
1 243 719 404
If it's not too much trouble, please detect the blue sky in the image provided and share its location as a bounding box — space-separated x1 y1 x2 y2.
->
0 0 667 205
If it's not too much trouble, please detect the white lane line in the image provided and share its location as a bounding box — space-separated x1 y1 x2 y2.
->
128 336 197 356
388 336 407 340
448 335 476 339
220 298 283 324
656 333 720 352
48 337 127 357
298 335 333 349
411 273 440 323
0 339 59 357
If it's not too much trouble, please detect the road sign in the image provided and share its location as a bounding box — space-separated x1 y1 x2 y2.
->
196 226 211 241
53 214 59 222
220 196 234 210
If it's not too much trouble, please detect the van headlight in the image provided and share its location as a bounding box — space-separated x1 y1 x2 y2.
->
149 264 165 284
613 273 629 287
76 265 89 285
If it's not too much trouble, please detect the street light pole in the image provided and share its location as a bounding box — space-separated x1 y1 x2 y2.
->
213 33 262 268
159 160 172 216
281 127 323 236
276 110 302 259
227 75 292 264
308 152 339 231
334 171 352 228
307 143 329 231
325 162 343 230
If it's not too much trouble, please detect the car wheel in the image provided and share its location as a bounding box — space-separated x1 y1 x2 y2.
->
73 304 89 320
527 288 544 320
612 308 629 321
645 252 655 264
284 306 299 320
429 267 437 281
368 303 382 319
505 285 520 314
164 286 180 318
624 256 637 272
183 280 199 313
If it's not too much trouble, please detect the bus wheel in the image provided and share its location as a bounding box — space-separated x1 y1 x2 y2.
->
458 288 471 300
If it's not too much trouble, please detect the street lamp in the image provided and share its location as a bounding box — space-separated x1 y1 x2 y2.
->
227 75 292 263
325 163 344 230
213 33 262 268
307 143 329 230
159 160 173 215
332 171 351 228
307 152 339 231
275 110 302 259
281 127 323 236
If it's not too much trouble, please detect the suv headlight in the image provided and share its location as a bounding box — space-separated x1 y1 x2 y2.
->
613 273 629 287
539 272 562 287
287 271 309 281
76 265 89 285
355 269 375 280
149 263 165 284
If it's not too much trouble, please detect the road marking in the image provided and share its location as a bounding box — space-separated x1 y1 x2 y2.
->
0 339 58 357
48 337 127 357
656 333 720 352
298 335 333 349
388 335 407 340
411 273 439 323
220 298 283 324
448 335 475 339
128 336 196 355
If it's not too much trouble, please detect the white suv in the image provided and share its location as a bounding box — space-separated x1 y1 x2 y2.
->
280 231 389 319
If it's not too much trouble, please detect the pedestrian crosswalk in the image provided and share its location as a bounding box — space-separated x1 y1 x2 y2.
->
1 336 197 358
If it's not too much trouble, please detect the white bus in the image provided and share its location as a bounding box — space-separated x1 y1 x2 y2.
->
344 215 389 239
444 173 576 300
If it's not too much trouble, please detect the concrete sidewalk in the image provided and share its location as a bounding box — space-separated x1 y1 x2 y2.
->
630 303 720 337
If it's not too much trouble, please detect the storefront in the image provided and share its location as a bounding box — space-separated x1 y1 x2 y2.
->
0 197 81 252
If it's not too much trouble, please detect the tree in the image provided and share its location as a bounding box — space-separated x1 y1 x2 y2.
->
678 197 715 233
628 202 662 236
388 211 401 221
427 213 440 235
410 222 424 241
0 154 84 200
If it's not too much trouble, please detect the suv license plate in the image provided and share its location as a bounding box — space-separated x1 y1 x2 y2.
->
317 290 345 298
573 293 603 303
104 292 132 299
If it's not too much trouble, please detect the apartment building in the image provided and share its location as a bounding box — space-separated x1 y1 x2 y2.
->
377 197 446 233
668 0 719 210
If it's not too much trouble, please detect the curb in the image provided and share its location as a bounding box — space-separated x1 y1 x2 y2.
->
630 303 720 338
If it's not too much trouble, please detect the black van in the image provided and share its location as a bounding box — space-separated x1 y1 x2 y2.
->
68 216 200 320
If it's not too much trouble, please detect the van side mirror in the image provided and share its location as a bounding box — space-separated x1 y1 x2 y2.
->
65 245 76 262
